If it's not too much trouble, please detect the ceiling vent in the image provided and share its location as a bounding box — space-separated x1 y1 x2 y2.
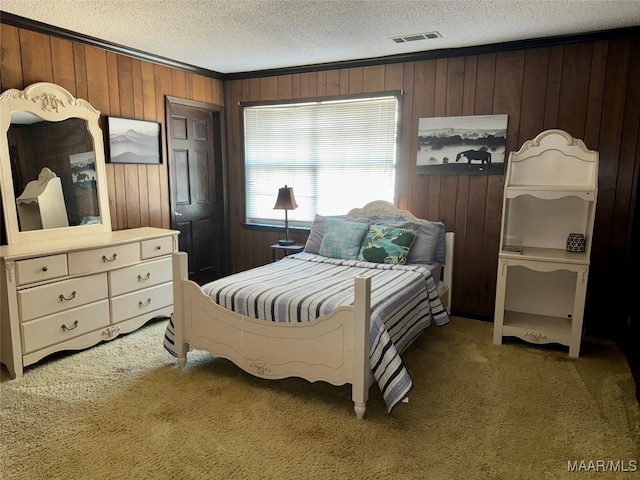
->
391 32 442 43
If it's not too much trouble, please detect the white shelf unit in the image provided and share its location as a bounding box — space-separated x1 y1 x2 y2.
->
16 167 70 231
493 129 598 357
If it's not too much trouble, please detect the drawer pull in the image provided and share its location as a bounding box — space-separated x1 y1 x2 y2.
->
42 266 48 272
138 272 151 281
155 245 162 250
61 320 79 331
102 253 118 263
59 291 77 302
139 298 152 308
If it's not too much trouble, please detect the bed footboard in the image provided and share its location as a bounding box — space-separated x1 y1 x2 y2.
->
172 252 372 419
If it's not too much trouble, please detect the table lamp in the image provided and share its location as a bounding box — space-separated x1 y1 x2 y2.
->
273 185 298 245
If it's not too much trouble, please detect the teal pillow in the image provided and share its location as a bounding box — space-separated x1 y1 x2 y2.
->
319 218 370 259
304 214 371 254
357 224 417 264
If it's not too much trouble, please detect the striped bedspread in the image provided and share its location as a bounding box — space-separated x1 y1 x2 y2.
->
164 252 449 413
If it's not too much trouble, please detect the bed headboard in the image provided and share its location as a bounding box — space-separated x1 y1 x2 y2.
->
347 200 421 222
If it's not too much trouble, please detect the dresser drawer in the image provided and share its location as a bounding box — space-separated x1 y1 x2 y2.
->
109 257 172 296
68 242 140 275
18 272 108 322
141 236 174 259
21 300 110 354
15 254 68 286
111 282 173 323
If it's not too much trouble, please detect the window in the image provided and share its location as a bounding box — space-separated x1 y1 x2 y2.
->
243 93 400 227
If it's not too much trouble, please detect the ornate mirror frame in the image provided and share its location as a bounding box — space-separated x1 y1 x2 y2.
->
0 82 112 244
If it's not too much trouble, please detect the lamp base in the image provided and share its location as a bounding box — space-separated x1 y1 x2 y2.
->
278 239 295 246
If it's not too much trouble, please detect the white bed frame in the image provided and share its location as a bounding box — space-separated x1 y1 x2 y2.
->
171 201 454 419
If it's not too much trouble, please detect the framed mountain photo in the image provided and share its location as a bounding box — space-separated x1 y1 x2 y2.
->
106 117 161 164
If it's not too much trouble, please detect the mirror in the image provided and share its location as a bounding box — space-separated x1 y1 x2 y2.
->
0 82 111 244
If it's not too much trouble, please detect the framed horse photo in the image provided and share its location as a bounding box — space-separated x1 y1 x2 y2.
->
416 114 508 175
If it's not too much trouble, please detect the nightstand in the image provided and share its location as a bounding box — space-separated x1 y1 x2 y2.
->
271 244 304 262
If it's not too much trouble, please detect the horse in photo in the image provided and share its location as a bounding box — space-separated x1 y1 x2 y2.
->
455 149 492 164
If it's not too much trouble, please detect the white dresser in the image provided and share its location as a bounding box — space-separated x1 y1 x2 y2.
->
0 227 178 378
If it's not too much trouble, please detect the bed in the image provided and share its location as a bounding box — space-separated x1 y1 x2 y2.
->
164 201 453 418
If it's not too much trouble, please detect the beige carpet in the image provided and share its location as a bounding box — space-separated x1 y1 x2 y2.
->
1 317 638 480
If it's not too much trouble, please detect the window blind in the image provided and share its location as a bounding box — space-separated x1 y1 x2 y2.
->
244 95 399 227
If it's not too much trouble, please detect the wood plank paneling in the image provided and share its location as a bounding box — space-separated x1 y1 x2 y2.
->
588 38 633 338
221 33 640 341
363 65 384 92
543 46 563 129
317 70 327 96
141 61 157 119
277 75 293 98
348 67 363 93
384 63 404 91
584 41 608 147
115 55 142 230
19 29 53 85
300 72 317 97
520 48 549 142
396 62 414 209
0 25 24 89
50 38 76 94
557 43 592 138
72 43 88 101
153 65 173 229
261 76 278 100
106 51 122 229
1 22 638 341
131 59 145 118
191 73 206 101
326 70 340 96
1 24 223 240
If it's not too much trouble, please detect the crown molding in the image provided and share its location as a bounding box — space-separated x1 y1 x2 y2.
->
226 25 640 80
0 11 224 80
2 11 638 82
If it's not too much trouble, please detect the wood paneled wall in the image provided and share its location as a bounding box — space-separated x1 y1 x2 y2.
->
1 20 638 339
225 36 640 338
0 24 224 233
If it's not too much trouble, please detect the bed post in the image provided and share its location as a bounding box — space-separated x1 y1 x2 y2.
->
443 232 454 312
172 252 189 368
352 276 371 419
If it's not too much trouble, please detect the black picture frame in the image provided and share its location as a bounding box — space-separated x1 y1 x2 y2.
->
106 116 161 164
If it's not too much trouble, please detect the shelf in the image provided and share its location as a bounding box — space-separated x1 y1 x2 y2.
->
499 246 590 265
502 311 572 345
494 130 597 358
505 186 596 201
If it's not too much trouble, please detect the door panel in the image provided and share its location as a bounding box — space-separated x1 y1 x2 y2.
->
195 149 211 204
166 98 226 284
174 149 191 205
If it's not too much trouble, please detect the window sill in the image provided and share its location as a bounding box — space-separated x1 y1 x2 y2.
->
242 223 310 234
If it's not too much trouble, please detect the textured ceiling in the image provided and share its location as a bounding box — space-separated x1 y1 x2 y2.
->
2 0 640 74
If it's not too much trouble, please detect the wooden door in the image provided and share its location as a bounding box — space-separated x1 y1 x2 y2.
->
166 97 227 284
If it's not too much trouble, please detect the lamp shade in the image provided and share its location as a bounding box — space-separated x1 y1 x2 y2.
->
273 185 299 210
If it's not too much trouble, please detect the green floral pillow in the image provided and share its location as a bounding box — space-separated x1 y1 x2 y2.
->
357 224 417 264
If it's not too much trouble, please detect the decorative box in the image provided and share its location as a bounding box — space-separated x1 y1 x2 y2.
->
566 233 585 252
